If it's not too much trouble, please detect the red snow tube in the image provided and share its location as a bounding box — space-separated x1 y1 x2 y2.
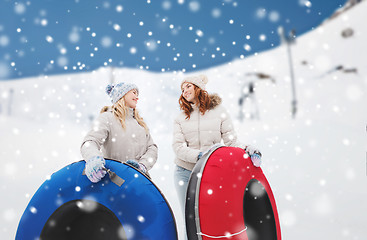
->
186 146 281 240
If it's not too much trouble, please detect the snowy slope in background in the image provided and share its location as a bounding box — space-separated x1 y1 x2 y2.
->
1 1 366 240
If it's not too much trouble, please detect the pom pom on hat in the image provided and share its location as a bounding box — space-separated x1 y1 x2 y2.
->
181 75 208 90
106 82 139 104
105 84 114 95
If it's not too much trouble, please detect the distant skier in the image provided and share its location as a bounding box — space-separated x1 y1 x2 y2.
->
81 82 157 183
238 81 260 121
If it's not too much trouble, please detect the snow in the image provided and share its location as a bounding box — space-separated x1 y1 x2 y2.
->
14 3 26 15
211 8 222 18
188 1 200 12
269 11 280 22
0 35 9 47
1 1 367 240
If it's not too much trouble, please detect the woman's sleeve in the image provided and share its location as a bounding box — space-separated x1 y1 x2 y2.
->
80 113 110 161
220 108 246 148
138 131 158 171
172 118 201 163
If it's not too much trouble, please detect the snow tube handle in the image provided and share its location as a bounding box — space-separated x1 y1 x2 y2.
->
82 167 125 187
102 167 125 187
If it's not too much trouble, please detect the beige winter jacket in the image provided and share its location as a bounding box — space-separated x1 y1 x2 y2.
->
81 108 157 171
173 94 245 171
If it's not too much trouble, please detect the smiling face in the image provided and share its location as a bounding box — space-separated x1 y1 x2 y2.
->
124 89 139 109
181 82 196 103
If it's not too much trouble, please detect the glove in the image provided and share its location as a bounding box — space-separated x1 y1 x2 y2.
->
85 156 106 183
250 153 261 167
126 159 147 174
244 145 262 167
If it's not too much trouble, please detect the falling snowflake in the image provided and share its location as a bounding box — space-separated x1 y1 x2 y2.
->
137 215 145 223
269 11 280 22
30 206 38 214
162 1 171 10
101 36 113 48
259 34 267 41
69 28 80 43
189 1 200 12
212 8 221 18
0 35 10 47
113 24 121 31
256 8 267 19
130 47 137 54
14 3 26 15
46 35 54 43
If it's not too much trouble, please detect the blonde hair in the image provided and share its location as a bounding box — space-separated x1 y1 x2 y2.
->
100 97 148 132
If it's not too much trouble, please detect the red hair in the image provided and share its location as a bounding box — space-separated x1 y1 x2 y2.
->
179 85 211 119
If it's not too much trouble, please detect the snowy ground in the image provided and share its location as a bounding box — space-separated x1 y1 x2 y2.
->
1 2 367 240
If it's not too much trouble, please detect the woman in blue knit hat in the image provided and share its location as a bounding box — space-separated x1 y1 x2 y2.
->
81 82 157 183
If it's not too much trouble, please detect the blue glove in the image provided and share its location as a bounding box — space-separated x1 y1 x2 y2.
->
126 159 147 173
85 156 106 183
244 145 262 167
250 153 261 167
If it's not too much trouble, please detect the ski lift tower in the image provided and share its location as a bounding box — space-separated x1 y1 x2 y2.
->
278 26 297 118
109 66 116 84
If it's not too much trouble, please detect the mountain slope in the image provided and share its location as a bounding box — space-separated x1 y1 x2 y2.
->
0 1 366 239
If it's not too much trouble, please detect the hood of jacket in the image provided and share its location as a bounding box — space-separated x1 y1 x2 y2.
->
208 93 222 110
100 106 134 118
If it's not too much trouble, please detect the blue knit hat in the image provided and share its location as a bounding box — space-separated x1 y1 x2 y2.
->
106 82 139 104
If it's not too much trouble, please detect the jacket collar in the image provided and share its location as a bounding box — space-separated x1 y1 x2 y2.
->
190 94 222 111
128 108 135 118
208 94 222 110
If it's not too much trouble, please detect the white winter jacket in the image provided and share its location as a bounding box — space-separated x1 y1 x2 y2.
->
172 94 245 171
81 108 157 171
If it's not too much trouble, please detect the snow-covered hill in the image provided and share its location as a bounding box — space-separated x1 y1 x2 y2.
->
1 1 366 239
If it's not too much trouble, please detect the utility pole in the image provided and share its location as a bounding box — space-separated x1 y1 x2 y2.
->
8 88 14 116
110 66 116 85
278 26 297 118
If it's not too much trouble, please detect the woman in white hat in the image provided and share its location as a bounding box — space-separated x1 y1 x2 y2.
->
172 74 262 218
81 82 157 183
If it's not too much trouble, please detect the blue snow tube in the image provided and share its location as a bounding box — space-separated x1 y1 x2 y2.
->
15 160 178 240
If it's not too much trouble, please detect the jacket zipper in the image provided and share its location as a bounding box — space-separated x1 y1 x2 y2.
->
198 109 201 149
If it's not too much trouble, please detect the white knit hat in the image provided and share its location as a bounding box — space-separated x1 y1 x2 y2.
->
181 75 208 90
106 82 139 104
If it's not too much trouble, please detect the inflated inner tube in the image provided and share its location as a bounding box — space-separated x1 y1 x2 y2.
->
16 160 178 240
186 146 281 240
